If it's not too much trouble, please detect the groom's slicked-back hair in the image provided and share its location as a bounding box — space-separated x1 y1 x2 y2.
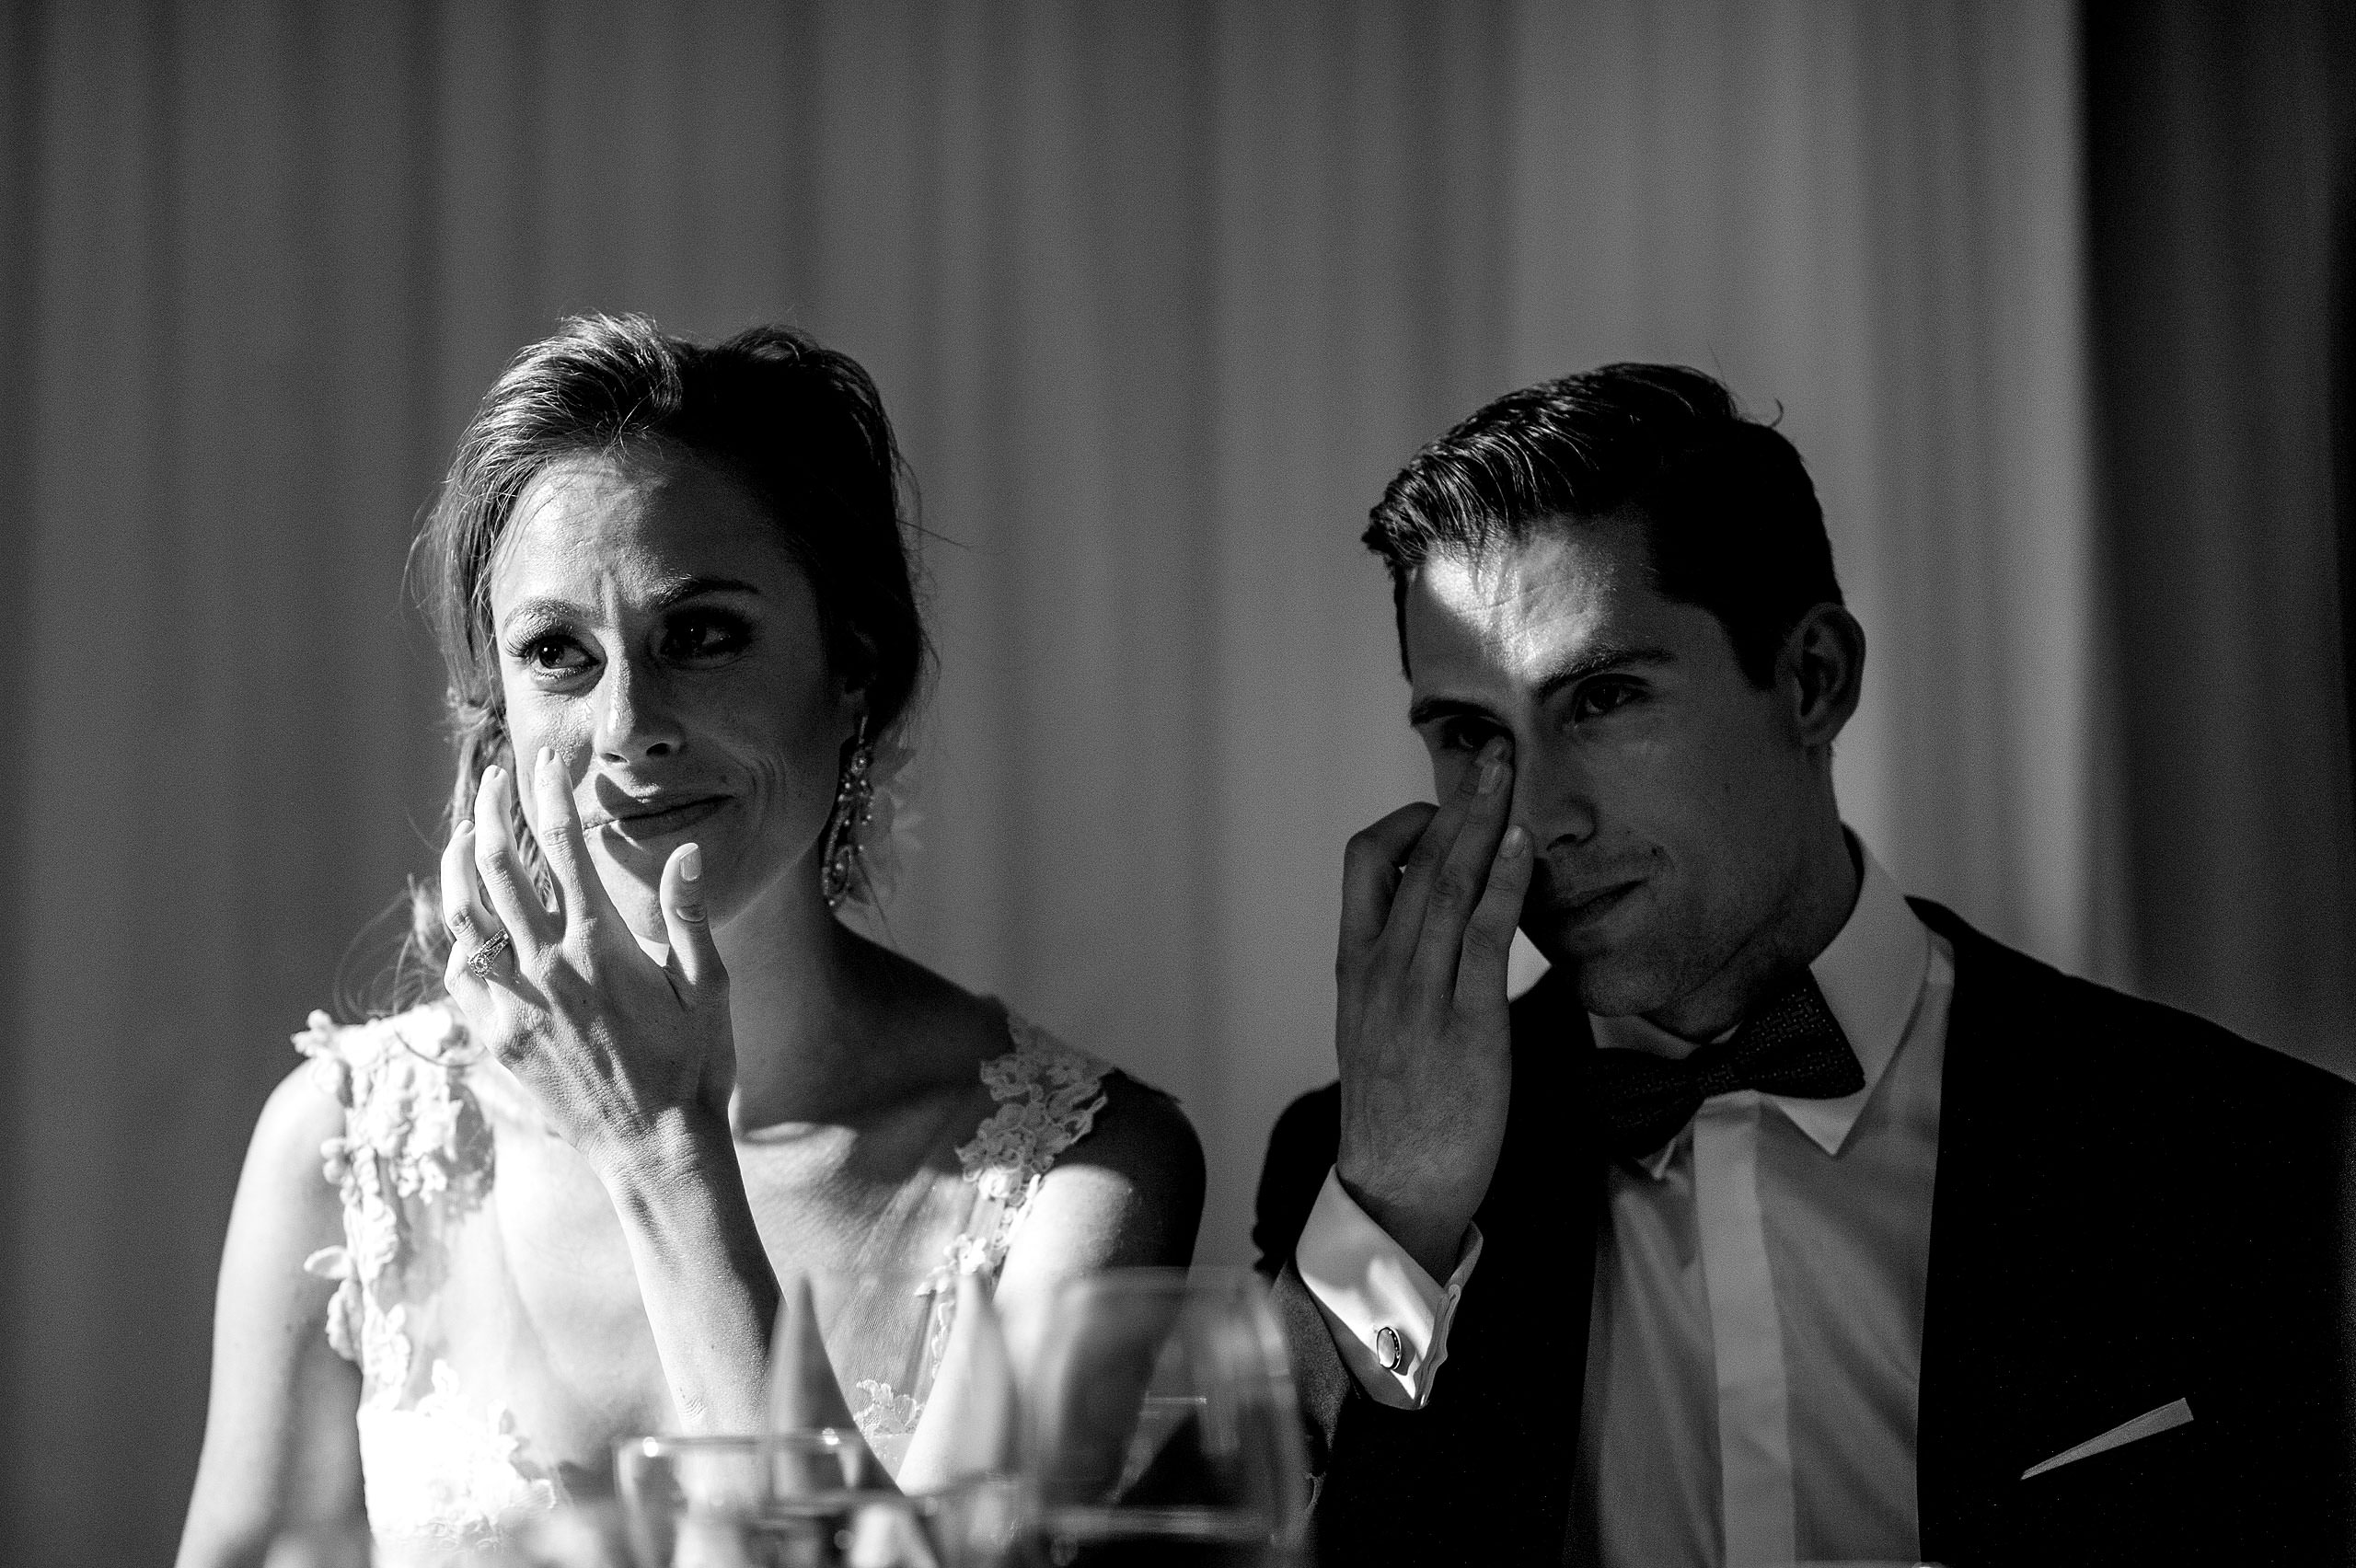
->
1363 364 1842 687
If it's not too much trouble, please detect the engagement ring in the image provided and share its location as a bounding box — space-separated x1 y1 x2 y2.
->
463 928 514 978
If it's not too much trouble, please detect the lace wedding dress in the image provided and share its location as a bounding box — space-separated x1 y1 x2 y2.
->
293 1001 1110 1558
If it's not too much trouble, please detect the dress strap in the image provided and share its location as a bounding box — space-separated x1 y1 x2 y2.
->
950 1012 1112 1276
294 1007 562 1548
291 1006 491 1374
851 1014 1112 1461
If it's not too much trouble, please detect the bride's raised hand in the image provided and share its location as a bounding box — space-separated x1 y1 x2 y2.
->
440 747 735 1170
441 749 778 1430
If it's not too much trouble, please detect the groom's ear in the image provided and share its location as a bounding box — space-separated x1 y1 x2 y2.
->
1781 603 1865 757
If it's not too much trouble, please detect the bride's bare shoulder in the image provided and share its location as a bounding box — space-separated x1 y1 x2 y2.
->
248 1017 359 1202
218 1020 360 1329
245 1061 344 1210
180 1030 367 1562
981 1033 1205 1279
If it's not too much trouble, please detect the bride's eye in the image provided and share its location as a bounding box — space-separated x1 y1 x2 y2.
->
511 633 593 679
660 608 752 665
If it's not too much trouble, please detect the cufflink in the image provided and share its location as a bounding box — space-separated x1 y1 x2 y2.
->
1373 1325 1406 1372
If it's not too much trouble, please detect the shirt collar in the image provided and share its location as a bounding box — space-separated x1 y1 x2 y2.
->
1589 837 1931 1174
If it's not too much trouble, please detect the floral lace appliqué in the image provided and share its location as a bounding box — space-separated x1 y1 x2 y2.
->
963 1017 1110 1228
356 1362 560 1551
297 1006 561 1551
853 1378 922 1438
850 1013 1109 1458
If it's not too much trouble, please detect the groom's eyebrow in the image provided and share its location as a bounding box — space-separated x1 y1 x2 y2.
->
1531 643 1675 704
1408 694 1496 727
1407 644 1675 727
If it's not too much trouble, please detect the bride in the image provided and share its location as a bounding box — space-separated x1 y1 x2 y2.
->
175 316 1204 1565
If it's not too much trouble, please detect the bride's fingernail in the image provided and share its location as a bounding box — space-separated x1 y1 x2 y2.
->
680 844 702 883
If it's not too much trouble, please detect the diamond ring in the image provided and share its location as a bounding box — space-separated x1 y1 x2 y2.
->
463 928 514 979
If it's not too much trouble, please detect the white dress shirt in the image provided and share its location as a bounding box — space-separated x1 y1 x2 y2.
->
1297 847 1954 1568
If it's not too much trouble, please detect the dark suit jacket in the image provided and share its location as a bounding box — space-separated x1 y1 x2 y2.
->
1253 901 2356 1567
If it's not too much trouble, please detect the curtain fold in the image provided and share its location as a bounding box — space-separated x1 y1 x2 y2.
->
7 5 2317 1561
2085 0 2356 1067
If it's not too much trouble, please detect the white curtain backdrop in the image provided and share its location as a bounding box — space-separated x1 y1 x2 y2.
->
0 4 2144 1560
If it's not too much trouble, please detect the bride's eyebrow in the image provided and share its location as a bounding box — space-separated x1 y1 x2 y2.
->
498 578 764 628
498 596 583 631
652 575 764 609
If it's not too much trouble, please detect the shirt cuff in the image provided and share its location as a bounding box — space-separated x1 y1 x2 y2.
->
1292 1166 1483 1409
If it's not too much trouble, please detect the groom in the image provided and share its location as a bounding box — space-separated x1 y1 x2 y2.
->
1253 365 2356 1567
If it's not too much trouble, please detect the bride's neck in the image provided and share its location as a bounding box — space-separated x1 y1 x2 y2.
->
713 865 907 1132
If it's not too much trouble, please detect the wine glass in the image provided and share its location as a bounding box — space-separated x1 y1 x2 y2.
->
1019 1269 1309 1567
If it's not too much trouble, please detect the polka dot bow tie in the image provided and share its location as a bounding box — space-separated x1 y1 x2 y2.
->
1588 972 1865 1162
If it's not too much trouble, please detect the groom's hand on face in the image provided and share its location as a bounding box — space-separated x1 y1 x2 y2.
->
1334 736 1533 1282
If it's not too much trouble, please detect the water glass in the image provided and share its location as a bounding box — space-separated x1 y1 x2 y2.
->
1020 1268 1308 1567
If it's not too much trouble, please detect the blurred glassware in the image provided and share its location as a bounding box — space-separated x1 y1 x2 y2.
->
1020 1269 1309 1568
615 1432 1014 1568
617 1431 845 1568
509 1499 636 1568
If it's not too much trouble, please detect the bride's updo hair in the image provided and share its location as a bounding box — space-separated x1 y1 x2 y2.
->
388 313 927 1005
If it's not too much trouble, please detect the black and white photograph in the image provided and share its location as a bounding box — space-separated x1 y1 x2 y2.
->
1 4 2351 1566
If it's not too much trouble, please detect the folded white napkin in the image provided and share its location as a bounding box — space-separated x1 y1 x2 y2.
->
768 1272 859 1433
896 1272 1019 1492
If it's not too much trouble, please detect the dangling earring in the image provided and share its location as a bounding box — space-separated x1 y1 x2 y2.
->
821 717 876 910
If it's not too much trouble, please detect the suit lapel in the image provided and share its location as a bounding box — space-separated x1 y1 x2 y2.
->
1912 902 2024 1559
1913 901 2261 1563
1912 901 2181 1559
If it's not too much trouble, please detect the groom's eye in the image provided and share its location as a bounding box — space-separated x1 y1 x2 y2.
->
1437 717 1504 752
1572 678 1643 722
